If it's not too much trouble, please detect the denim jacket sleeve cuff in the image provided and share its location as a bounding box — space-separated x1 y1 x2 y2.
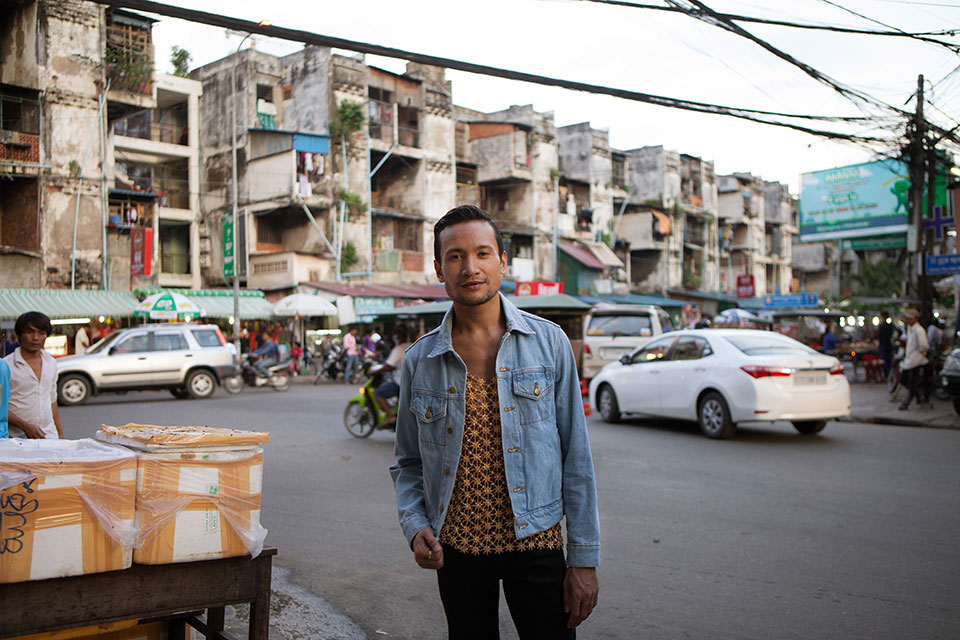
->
566 542 601 568
400 514 432 548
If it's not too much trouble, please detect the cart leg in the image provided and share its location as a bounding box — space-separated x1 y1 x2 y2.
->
169 619 187 640
206 606 225 640
249 555 272 640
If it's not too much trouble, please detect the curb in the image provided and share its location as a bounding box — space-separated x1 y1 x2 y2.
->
840 414 960 429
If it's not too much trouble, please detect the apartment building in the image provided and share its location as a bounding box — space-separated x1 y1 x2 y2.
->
0 1 202 290
617 146 720 294
763 180 798 294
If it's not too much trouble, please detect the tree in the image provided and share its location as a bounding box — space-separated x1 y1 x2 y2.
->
329 101 365 139
851 258 903 298
340 241 360 273
170 46 192 78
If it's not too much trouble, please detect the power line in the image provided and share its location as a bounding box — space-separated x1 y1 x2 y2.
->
666 0 909 115
579 0 960 48
89 0 887 144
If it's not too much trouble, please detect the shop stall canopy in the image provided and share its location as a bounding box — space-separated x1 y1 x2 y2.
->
0 289 141 321
135 289 276 320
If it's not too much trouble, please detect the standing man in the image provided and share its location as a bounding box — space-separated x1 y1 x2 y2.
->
391 205 600 638
877 311 895 378
74 324 90 356
4 312 64 439
372 327 412 428
899 308 929 410
342 327 359 384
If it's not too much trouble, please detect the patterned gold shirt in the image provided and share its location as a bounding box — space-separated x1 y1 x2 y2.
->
440 374 563 554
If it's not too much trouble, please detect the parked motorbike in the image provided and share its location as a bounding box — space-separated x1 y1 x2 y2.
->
343 365 398 438
315 344 346 383
223 353 291 393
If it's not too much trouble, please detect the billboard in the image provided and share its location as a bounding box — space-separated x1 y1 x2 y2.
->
799 160 909 241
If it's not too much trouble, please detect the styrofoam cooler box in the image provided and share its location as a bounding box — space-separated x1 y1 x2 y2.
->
0 439 137 583
95 424 269 564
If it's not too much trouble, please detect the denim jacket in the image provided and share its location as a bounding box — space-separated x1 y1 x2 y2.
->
390 294 601 567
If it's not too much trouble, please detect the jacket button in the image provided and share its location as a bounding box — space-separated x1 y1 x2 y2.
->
443 467 449 475
512 487 524 492
449 385 456 393
519 523 528 529
507 447 518 453
447 427 453 434
499 367 510 372
504 407 515 412
439 505 444 512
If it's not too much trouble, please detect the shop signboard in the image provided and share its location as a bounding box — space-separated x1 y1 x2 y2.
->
515 281 564 296
840 234 907 251
736 274 755 298
762 293 819 308
222 211 248 279
925 254 960 276
130 227 153 277
799 160 909 241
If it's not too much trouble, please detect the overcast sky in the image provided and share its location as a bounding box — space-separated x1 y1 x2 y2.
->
147 0 960 192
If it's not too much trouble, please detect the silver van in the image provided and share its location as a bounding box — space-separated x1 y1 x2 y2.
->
581 304 673 380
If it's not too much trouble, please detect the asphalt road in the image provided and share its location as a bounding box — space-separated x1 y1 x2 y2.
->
62 384 960 640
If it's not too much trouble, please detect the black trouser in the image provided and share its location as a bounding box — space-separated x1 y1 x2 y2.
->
437 545 573 640
901 366 928 407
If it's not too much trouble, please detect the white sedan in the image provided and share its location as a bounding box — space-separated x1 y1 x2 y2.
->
588 329 851 439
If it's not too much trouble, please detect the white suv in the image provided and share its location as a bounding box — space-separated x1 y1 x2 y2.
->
582 304 674 380
56 323 238 406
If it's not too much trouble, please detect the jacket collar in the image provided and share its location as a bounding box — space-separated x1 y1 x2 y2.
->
427 293 534 358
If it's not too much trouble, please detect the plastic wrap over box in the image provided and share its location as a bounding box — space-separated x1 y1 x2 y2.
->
0 439 137 584
96 424 269 564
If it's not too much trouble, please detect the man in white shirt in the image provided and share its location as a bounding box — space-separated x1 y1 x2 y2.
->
373 328 411 428
75 325 90 356
899 309 929 411
4 312 64 439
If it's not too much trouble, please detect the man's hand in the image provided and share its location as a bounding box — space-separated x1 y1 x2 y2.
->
412 527 444 570
563 566 599 628
8 412 45 439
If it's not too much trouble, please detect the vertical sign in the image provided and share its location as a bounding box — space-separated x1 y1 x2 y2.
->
223 210 248 279
130 227 153 277
736 274 755 298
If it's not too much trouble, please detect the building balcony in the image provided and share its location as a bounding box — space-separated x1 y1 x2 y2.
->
375 249 425 273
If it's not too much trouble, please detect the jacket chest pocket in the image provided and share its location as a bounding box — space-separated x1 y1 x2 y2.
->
511 369 556 426
410 392 448 445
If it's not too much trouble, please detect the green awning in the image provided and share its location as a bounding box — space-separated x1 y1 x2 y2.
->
374 293 590 317
0 289 141 321
136 288 276 320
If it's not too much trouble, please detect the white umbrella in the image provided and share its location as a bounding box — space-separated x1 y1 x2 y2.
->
135 291 204 320
271 293 338 317
714 308 769 325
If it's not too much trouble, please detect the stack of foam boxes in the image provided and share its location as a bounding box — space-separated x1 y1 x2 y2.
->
0 439 138 583
0 425 269 640
96 424 270 564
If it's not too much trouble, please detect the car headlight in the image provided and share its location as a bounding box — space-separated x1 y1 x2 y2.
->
944 350 960 374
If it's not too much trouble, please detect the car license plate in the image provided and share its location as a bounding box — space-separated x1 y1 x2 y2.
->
601 348 632 359
794 372 827 386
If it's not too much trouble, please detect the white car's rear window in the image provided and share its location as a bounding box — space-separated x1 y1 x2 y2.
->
191 329 222 348
587 314 653 337
725 334 816 356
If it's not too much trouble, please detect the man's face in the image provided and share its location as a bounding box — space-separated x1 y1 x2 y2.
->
434 220 506 308
18 324 48 354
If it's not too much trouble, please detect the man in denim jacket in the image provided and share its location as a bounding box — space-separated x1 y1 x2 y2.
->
390 205 600 639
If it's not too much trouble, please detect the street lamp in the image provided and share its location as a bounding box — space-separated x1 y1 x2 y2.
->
228 23 269 365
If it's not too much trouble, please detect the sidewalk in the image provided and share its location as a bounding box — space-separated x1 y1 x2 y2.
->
844 373 959 429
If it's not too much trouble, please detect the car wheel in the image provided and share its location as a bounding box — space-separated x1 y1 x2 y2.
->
792 420 827 435
169 388 191 399
698 392 736 439
58 374 91 406
185 369 217 399
597 385 621 423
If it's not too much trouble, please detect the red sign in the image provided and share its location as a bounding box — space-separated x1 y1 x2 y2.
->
515 281 564 296
736 274 755 298
131 227 153 277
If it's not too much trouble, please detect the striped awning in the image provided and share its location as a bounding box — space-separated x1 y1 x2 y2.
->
0 289 141 321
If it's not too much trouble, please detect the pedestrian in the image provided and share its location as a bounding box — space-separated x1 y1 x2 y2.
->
361 330 377 359
3 330 18 357
342 327 359 383
4 311 64 439
821 322 845 356
74 324 90 356
899 308 929 410
0 356 10 439
372 327 412 429
927 317 943 359
877 311 895 378
390 205 600 639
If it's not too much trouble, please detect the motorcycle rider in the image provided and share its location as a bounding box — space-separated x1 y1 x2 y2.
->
251 334 280 379
373 327 412 428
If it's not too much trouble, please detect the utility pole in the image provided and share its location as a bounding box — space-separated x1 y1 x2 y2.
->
907 75 925 313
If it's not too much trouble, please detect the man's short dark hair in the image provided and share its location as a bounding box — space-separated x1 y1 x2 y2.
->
433 205 504 264
15 311 53 338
